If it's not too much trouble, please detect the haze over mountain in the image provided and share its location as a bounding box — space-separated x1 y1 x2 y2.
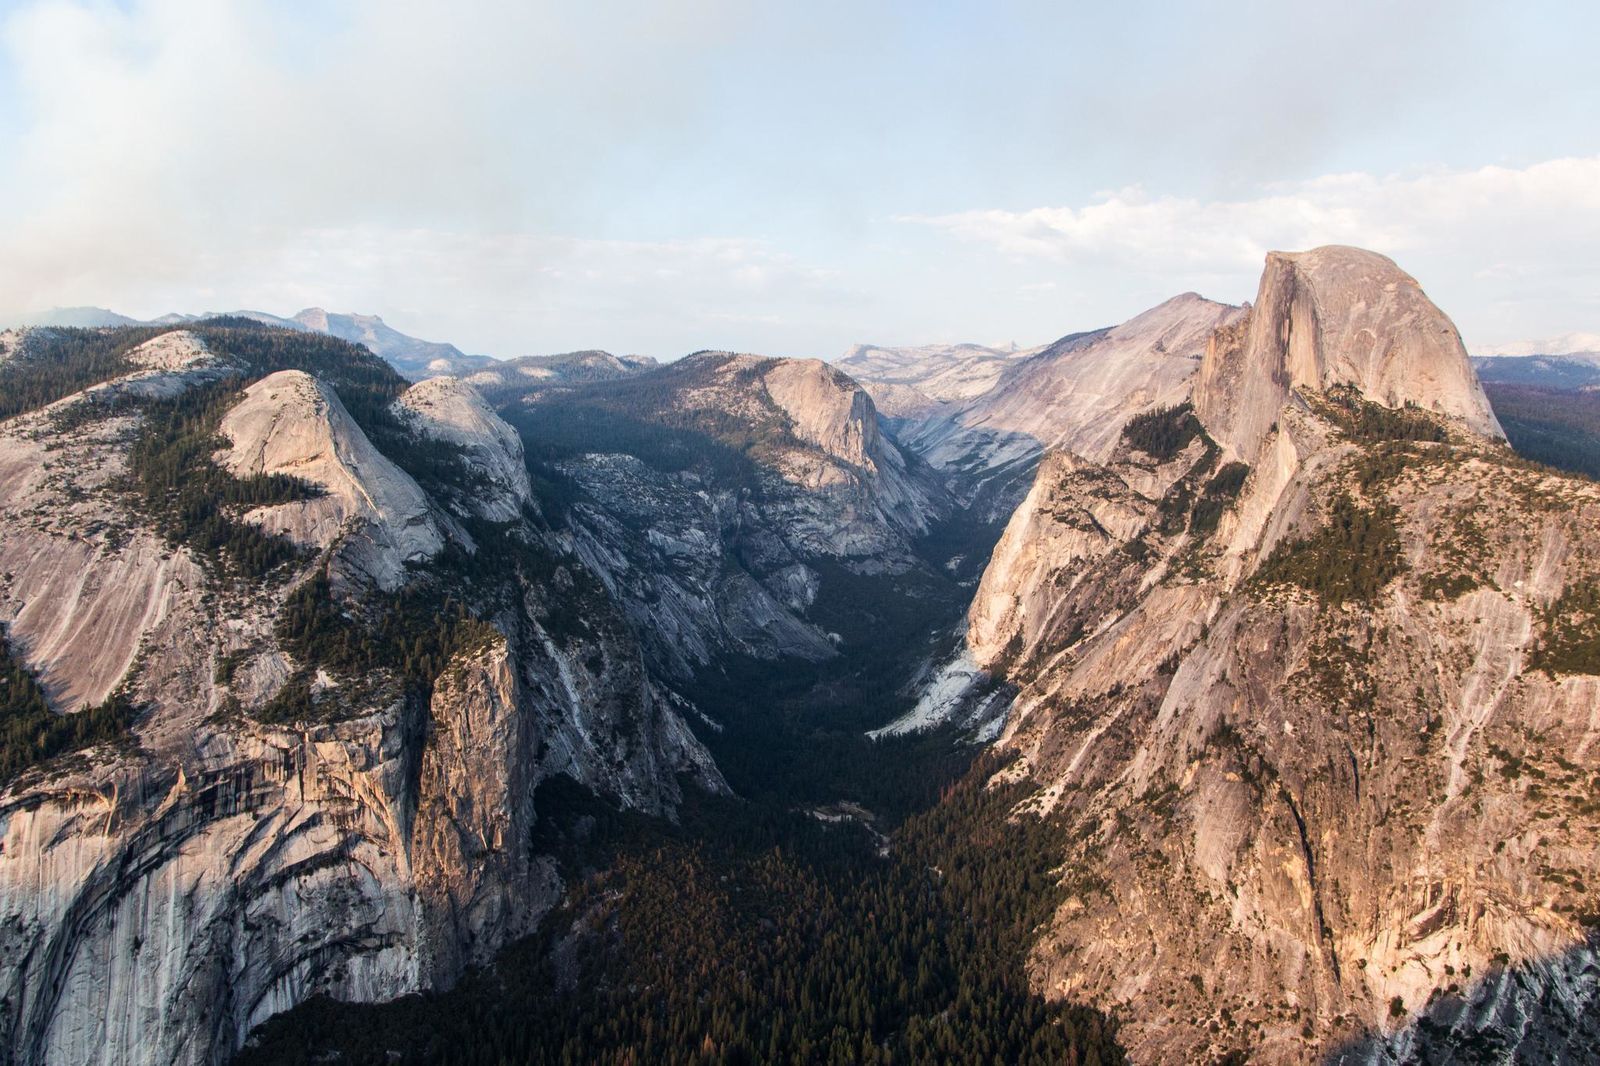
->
1 246 1597 1066
2 0 1597 1061
3 307 140 329
1474 332 1600 359
4 305 502 381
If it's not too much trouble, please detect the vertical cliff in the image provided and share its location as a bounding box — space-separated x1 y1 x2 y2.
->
1195 246 1504 462
0 326 722 1066
963 247 1600 1062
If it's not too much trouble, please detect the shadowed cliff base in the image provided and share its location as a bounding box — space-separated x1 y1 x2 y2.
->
1327 933 1600 1065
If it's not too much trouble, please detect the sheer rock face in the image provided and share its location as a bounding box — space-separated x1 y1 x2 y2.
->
0 623 719 1066
217 370 447 590
0 358 228 713
0 349 722 1066
961 249 1600 1062
393 376 534 522
544 353 949 681
737 354 946 552
1196 246 1504 462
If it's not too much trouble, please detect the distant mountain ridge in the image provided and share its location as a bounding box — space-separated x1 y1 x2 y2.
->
1473 331 1600 358
842 293 1244 524
4 305 497 381
1473 353 1600 390
4 307 139 329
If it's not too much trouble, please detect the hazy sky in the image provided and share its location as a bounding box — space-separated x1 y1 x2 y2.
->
2 0 1597 359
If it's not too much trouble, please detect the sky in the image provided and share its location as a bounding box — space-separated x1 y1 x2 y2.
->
0 0 1597 360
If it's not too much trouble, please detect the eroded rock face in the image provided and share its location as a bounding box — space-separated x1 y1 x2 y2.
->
217 370 447 590
892 294 1243 517
838 341 1035 425
1195 245 1505 461
394 376 534 522
558 452 837 679
522 351 953 684
959 249 1600 1062
0 346 723 1066
722 353 946 553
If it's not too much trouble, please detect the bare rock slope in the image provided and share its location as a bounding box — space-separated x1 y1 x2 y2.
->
0 327 722 1066
393 375 535 522
1196 245 1504 460
962 246 1600 1062
882 295 1244 518
218 370 448 590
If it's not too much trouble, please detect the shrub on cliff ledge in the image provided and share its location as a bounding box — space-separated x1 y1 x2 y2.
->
1252 492 1405 603
1531 581 1600 676
0 628 137 784
1122 402 1203 461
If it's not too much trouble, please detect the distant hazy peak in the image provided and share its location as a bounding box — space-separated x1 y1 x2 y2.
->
292 307 331 331
3 306 138 329
1081 290 1237 350
1473 331 1600 359
840 340 1021 363
1195 245 1504 459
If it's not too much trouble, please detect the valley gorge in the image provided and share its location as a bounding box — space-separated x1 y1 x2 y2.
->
0 247 1596 1066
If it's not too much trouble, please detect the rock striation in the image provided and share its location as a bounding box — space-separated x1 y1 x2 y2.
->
1195 245 1504 461
0 334 724 1066
218 370 448 590
394 376 535 522
955 247 1600 1062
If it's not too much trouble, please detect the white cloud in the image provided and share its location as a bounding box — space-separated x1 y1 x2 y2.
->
144 226 855 358
0 0 874 359
899 158 1600 348
902 158 1600 270
0 1 1594 357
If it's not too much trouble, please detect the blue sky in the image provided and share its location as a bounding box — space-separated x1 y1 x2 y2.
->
1 0 1597 358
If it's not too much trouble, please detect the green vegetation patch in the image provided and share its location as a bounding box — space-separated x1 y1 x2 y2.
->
260 563 504 724
0 326 177 422
1122 402 1203 461
1320 386 1448 444
1189 461 1250 537
125 380 321 580
1253 492 1406 603
1484 384 1600 482
0 627 138 786
237 754 1125 1066
1531 581 1600 676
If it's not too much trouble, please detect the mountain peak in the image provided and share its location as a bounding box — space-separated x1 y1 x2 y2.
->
4 306 137 329
292 307 330 332
1195 245 1504 458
